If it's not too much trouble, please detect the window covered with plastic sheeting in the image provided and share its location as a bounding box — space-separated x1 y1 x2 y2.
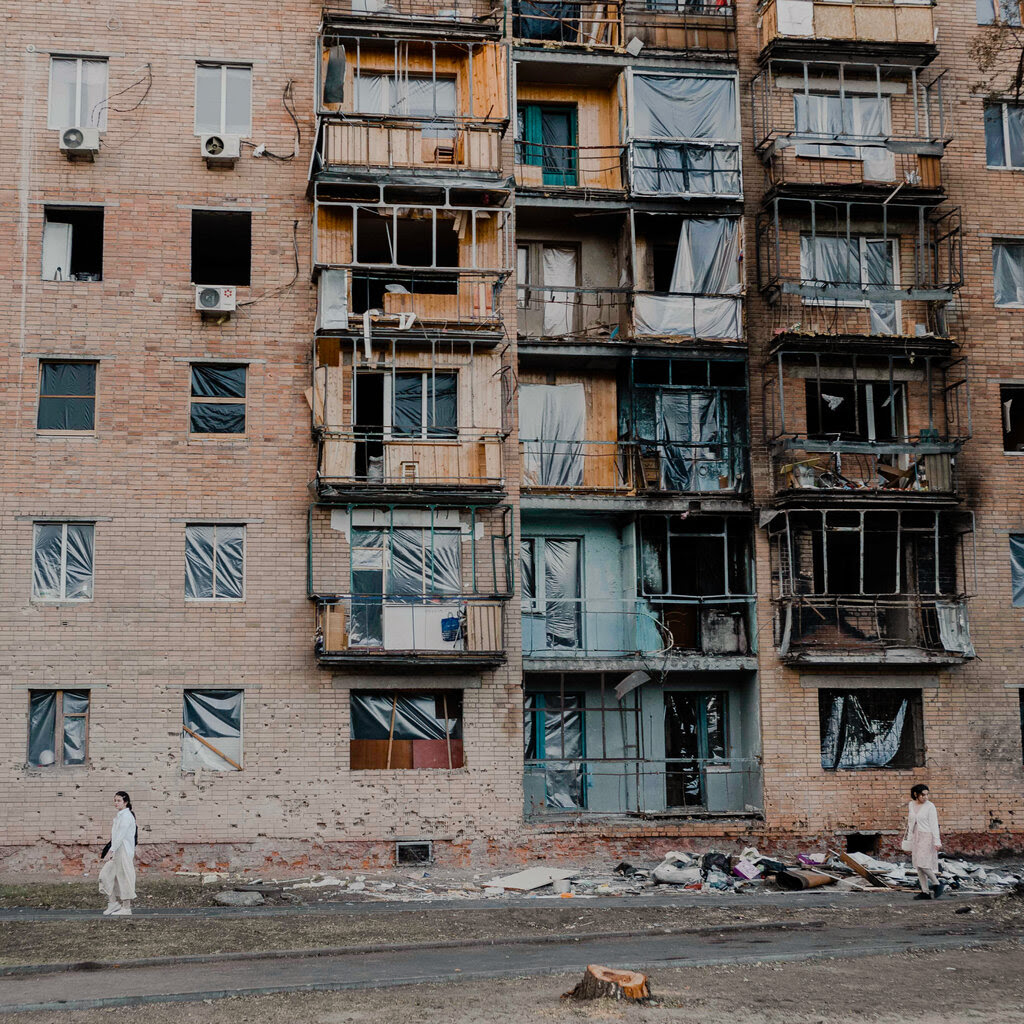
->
519 383 586 487
524 692 585 809
27 690 89 767
993 242 1024 307
635 219 741 339
819 689 923 770
190 364 246 434
182 689 243 771
33 522 94 601
37 362 96 431
388 528 462 596
793 93 893 177
630 74 739 196
800 235 898 333
1011 536 1024 607
350 691 463 769
985 103 1024 168
185 524 245 600
392 372 458 438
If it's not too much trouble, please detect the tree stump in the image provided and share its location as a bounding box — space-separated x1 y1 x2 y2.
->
564 964 650 1002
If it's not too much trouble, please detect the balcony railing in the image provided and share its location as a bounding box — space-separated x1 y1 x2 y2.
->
512 0 623 46
773 444 958 496
320 120 504 177
775 595 973 659
622 0 736 55
517 286 630 341
316 430 505 498
514 142 627 192
628 139 742 198
316 597 506 663
323 0 502 31
523 596 754 659
519 439 747 494
633 291 742 340
525 755 761 818
757 0 936 54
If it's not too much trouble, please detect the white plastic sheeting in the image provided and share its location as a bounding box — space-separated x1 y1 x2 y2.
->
524 693 585 809
182 689 243 771
542 538 582 649
28 692 57 767
520 383 586 487
353 73 456 135
993 243 1024 306
185 525 245 601
351 692 462 740
542 246 578 336
33 522 94 601
820 692 909 770
794 92 894 180
389 528 462 596
660 391 723 492
935 601 974 656
636 218 741 339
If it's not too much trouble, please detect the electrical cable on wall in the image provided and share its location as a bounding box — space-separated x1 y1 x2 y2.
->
237 220 301 309
244 80 301 161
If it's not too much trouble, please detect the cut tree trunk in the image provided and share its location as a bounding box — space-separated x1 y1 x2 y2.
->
564 964 650 1002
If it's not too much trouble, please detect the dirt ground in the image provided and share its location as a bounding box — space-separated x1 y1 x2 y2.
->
10 942 1024 1024
1 894 1020 967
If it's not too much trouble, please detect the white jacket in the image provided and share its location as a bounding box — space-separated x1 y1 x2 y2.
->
110 807 136 858
906 799 940 844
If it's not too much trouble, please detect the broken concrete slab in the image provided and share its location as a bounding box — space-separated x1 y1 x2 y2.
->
214 890 265 907
488 867 577 892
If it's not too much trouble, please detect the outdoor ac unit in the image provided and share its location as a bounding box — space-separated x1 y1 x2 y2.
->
195 285 237 313
59 127 100 160
200 133 241 166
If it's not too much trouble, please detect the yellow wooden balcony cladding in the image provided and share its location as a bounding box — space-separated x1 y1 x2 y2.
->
758 0 935 49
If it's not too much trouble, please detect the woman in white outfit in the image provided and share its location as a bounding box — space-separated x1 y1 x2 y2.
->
99 791 137 916
905 783 945 900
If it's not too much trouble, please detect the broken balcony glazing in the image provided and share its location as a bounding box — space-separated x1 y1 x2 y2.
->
767 507 975 661
511 0 623 47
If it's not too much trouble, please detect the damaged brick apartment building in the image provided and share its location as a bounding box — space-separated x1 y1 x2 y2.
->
3 0 1024 873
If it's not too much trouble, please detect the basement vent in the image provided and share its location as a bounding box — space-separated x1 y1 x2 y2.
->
845 832 880 856
396 841 433 865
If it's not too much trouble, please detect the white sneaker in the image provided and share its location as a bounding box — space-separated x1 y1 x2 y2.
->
109 906 131 916
102 903 121 916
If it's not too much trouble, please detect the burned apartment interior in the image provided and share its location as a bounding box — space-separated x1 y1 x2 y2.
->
291 0 981 822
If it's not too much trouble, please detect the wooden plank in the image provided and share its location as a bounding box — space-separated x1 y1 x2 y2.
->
411 738 464 768
815 3 855 38
324 603 347 652
466 603 501 650
853 4 895 41
918 155 941 189
350 739 413 770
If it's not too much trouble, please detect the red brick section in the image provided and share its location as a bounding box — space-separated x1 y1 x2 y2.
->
1 1 1022 878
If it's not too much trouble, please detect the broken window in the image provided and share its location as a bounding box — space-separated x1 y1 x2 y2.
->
521 537 583 650
665 692 727 807
33 522 94 602
185 525 245 601
182 689 243 771
977 0 1022 25
985 102 1024 169
993 242 1024 307
42 207 103 282
350 692 464 769
523 691 585 808
28 690 89 768
517 243 580 337
190 364 246 435
1010 535 1024 607
191 210 251 286
517 104 578 186
48 56 107 130
195 63 252 135
635 218 741 338
519 383 586 487
355 73 456 137
37 361 96 431
819 689 924 770
630 73 739 195
392 372 458 438
805 380 905 442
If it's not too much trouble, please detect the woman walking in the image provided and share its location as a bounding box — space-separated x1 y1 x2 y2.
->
99 791 137 916
905 783 945 900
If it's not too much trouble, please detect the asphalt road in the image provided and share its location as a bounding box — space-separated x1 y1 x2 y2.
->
0 917 1011 1014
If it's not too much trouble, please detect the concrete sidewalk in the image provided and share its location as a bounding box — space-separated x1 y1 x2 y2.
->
0 919 1011 1013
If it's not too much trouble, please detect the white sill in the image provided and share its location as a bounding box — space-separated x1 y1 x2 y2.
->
995 303 1024 309
32 598 93 605
185 599 246 605
36 431 97 438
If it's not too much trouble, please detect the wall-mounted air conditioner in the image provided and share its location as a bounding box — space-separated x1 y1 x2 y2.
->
200 133 241 167
195 285 237 314
59 127 100 160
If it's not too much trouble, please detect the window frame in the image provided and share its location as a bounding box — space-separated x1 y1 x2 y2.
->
800 234 901 310
977 0 1023 26
194 62 253 136
32 521 95 603
27 689 90 768
188 362 248 438
36 360 97 435
992 241 1024 308
349 691 465 770
818 688 925 771
47 56 109 131
985 101 1024 169
999 383 1024 452
182 688 244 771
184 524 247 602
388 370 459 440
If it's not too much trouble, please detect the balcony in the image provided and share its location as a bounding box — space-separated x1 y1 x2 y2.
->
317 597 506 666
767 507 975 663
511 0 623 48
522 596 755 665
321 0 502 38
757 0 937 62
752 61 951 196
514 142 627 196
622 0 736 56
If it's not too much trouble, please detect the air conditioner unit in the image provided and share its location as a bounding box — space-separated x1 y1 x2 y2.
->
59 127 100 160
200 133 241 166
195 285 237 313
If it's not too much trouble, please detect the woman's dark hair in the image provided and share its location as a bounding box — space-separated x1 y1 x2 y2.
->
115 791 139 845
910 784 930 800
